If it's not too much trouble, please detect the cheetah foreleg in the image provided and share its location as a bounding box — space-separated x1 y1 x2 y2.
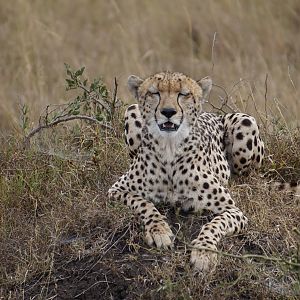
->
191 207 248 273
108 189 174 249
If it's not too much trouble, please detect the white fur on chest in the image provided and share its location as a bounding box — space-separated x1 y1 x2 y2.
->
143 120 191 205
148 119 190 163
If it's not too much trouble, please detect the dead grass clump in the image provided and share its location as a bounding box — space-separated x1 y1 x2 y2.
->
2 126 299 299
263 128 300 183
0 132 130 297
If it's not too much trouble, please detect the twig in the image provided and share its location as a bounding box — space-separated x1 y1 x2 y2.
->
112 77 118 105
74 280 112 298
228 78 248 96
91 94 111 113
77 81 111 112
77 82 90 94
272 97 294 142
211 32 217 75
45 105 50 125
208 83 236 113
111 77 118 120
264 73 268 129
247 81 265 126
24 115 115 148
287 65 296 90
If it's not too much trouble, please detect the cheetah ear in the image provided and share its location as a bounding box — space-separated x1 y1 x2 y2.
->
197 76 212 100
128 75 144 98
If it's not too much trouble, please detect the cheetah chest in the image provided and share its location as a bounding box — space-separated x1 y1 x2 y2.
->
127 139 230 208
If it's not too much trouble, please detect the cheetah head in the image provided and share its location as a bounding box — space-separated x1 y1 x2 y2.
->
128 72 212 134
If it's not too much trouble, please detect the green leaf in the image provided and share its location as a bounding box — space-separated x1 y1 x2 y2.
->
96 114 104 122
72 110 80 115
64 63 72 76
75 67 85 77
66 79 75 86
91 79 100 90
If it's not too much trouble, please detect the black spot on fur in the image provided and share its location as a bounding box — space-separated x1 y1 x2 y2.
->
254 136 258 146
236 132 244 140
203 182 209 189
240 157 247 164
127 105 136 111
161 167 167 174
135 120 142 128
242 118 252 126
246 139 253 151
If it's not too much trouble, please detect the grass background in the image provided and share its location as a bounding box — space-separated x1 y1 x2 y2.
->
0 0 300 299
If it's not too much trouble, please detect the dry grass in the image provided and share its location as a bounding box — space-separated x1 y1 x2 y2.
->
1 1 300 299
1 128 299 299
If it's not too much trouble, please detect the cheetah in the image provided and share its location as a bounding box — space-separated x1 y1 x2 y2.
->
108 72 264 273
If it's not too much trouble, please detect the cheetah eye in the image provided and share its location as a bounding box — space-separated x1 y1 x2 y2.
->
178 92 191 97
148 91 160 97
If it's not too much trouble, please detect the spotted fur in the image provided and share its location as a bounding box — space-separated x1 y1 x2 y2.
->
109 72 264 273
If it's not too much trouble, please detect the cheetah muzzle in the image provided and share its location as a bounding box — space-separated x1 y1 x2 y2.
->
158 121 179 132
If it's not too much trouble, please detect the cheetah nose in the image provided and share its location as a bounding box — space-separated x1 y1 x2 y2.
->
161 108 177 119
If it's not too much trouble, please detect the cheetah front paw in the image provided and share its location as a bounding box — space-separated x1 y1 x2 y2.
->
190 240 218 273
144 218 174 249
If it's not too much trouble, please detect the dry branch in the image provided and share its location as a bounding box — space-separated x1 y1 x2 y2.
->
24 115 116 149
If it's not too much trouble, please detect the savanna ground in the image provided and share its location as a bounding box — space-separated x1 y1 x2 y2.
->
0 1 300 299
